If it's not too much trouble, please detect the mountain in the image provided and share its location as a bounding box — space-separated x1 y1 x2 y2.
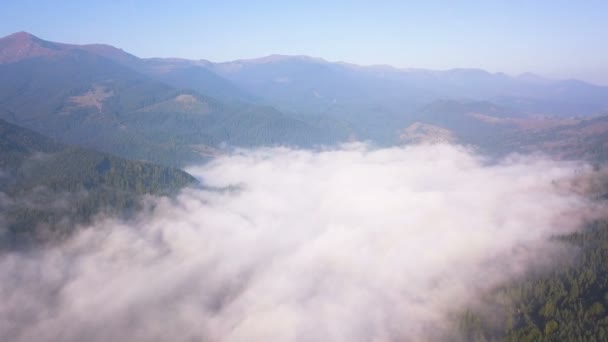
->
199 54 608 143
398 99 608 161
0 118 196 248
0 45 198 165
0 31 139 64
497 114 608 162
129 58 258 103
0 32 257 104
207 55 608 118
1 31 607 160
205 55 431 143
409 100 521 143
0 32 337 167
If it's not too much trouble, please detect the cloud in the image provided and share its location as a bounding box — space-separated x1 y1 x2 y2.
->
0 143 601 341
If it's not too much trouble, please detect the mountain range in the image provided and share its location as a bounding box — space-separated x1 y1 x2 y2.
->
1 31 608 166
0 32 337 167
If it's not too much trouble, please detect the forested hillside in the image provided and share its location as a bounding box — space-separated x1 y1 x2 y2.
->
456 179 608 341
3 32 608 165
0 32 339 167
0 119 195 248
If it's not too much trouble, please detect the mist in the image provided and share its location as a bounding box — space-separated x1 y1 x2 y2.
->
0 143 601 341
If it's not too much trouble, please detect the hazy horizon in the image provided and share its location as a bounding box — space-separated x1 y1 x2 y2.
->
1 30 604 88
1 1 607 85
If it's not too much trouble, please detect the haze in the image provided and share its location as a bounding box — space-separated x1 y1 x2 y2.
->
1 2 608 340
1 0 607 84
1 144 601 341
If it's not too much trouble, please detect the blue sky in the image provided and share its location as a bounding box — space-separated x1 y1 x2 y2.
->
1 0 607 84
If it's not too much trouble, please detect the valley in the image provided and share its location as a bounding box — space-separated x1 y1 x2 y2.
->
0 23 607 341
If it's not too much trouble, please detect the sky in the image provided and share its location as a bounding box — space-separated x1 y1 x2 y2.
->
1 0 607 84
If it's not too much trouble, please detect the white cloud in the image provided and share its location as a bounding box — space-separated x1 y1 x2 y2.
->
0 144 600 341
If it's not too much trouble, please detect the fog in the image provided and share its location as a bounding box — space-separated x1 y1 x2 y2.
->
0 143 601 341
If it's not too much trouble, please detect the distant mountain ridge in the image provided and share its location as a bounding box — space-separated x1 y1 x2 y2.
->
3 32 608 115
1 31 607 163
0 32 338 167
0 31 138 64
4 32 607 98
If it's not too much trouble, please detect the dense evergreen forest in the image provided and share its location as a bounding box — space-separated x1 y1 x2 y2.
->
457 212 608 341
0 119 195 248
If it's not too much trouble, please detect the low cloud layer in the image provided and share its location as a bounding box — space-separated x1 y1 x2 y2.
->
0 144 601 341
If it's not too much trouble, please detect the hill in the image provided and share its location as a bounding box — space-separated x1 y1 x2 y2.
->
205 55 608 143
457 216 608 341
0 119 196 248
0 32 337 167
4 32 608 154
209 55 608 117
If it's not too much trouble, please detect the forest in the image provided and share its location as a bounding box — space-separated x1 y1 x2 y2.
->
0 118 195 248
457 217 608 341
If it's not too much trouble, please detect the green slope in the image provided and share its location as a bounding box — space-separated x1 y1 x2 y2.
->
456 218 608 341
0 119 196 248
0 34 340 167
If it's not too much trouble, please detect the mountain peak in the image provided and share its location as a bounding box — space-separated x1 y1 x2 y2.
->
0 31 45 48
0 31 63 64
0 31 138 65
0 31 54 48
2 31 39 41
